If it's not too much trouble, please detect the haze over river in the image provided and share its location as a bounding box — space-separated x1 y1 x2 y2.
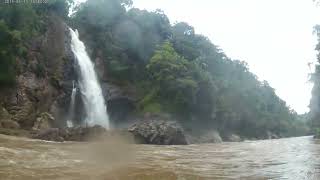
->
0 135 319 180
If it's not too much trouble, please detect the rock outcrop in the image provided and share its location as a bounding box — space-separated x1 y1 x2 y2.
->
0 106 20 129
62 125 107 141
32 125 108 142
128 119 188 145
0 107 11 120
0 120 20 129
32 128 64 142
185 130 223 144
223 134 242 142
266 131 280 139
0 15 76 129
32 112 55 131
101 83 136 126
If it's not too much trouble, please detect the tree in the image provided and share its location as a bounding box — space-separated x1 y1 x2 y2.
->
0 0 71 86
0 20 16 85
144 42 198 114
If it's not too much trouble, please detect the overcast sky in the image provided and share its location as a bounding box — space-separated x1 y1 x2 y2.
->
133 0 320 114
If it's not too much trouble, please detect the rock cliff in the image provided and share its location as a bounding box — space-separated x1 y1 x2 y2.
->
0 15 75 130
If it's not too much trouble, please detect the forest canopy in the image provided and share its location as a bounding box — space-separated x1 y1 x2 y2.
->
0 0 310 138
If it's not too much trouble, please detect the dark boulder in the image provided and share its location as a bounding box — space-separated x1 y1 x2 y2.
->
63 125 107 141
0 119 20 129
267 131 280 139
32 128 64 142
128 120 188 145
32 125 107 142
185 130 222 144
223 134 242 142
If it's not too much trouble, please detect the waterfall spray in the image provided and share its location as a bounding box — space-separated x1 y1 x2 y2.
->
67 81 76 128
69 28 110 129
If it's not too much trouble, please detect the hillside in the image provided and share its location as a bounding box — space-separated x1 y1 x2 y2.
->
0 0 309 141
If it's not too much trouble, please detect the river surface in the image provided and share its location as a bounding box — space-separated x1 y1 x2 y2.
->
0 135 319 180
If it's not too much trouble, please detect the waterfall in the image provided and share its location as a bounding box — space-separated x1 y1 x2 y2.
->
69 28 110 129
67 81 76 128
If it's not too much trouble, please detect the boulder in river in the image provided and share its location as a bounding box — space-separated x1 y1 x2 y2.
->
63 125 107 141
0 119 20 129
267 131 279 139
224 134 242 142
128 120 188 145
32 125 108 142
186 130 223 144
32 128 64 142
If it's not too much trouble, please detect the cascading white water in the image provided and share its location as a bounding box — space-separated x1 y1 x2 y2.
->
69 28 110 129
67 81 76 128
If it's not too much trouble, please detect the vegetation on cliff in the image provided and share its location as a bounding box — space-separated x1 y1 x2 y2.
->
0 0 69 86
309 25 320 137
0 0 309 139
70 0 308 138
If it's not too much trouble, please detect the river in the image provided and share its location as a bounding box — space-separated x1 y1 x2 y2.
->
0 135 319 180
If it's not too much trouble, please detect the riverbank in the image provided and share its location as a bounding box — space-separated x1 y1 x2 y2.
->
0 116 284 145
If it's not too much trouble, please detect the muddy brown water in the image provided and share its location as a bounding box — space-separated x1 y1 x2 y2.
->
0 135 319 180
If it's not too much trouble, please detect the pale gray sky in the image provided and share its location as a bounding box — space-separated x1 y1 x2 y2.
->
133 0 320 114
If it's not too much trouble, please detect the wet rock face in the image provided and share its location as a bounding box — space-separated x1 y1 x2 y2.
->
0 15 76 129
101 83 136 125
32 112 55 131
4 72 50 128
46 17 77 127
0 107 11 120
128 120 188 145
94 53 106 81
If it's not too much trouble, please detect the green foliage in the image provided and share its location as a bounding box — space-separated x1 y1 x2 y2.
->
45 0 71 18
145 42 201 115
35 62 46 78
73 0 126 28
0 0 308 138
315 128 320 138
0 0 70 86
0 4 39 39
142 103 162 114
69 0 308 138
71 1 171 83
0 20 17 85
